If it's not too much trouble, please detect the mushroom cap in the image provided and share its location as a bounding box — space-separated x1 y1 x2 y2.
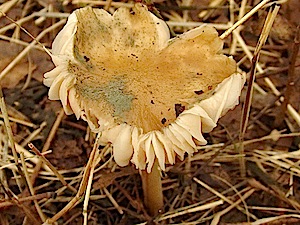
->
44 4 245 172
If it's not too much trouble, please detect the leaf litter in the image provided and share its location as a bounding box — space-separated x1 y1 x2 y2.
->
0 0 300 224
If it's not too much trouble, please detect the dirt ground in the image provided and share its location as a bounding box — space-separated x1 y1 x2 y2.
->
0 0 300 224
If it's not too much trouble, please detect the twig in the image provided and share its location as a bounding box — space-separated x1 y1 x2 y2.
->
0 19 66 81
0 183 41 225
83 144 114 224
0 8 47 34
20 152 47 222
166 21 229 29
0 34 45 51
28 108 65 186
0 85 24 190
83 147 99 225
220 0 272 39
28 143 77 194
287 104 300 127
243 131 300 146
210 188 255 225
193 177 253 218
72 0 134 7
275 26 300 126
247 162 300 211
64 211 82 225
43 132 101 224
0 192 53 208
198 0 225 20
0 0 19 18
113 180 151 220
103 187 124 214
239 5 280 176
251 214 300 225
0 114 36 128
104 0 113 11
158 199 224 221
211 174 256 221
20 121 47 147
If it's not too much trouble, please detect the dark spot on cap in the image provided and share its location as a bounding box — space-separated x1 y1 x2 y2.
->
161 118 166 124
196 72 202 75
151 100 154 104
175 104 185 117
208 85 213 90
130 10 135 15
84 56 90 62
131 53 138 58
194 90 204 95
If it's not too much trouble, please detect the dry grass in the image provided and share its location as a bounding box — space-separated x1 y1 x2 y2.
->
0 0 299 224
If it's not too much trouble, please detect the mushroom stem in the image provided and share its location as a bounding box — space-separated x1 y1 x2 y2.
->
141 159 163 216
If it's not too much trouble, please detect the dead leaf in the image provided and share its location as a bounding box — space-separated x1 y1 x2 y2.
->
0 40 54 88
93 167 138 190
0 40 28 88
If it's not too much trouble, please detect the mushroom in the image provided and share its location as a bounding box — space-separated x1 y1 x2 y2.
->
44 4 245 216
